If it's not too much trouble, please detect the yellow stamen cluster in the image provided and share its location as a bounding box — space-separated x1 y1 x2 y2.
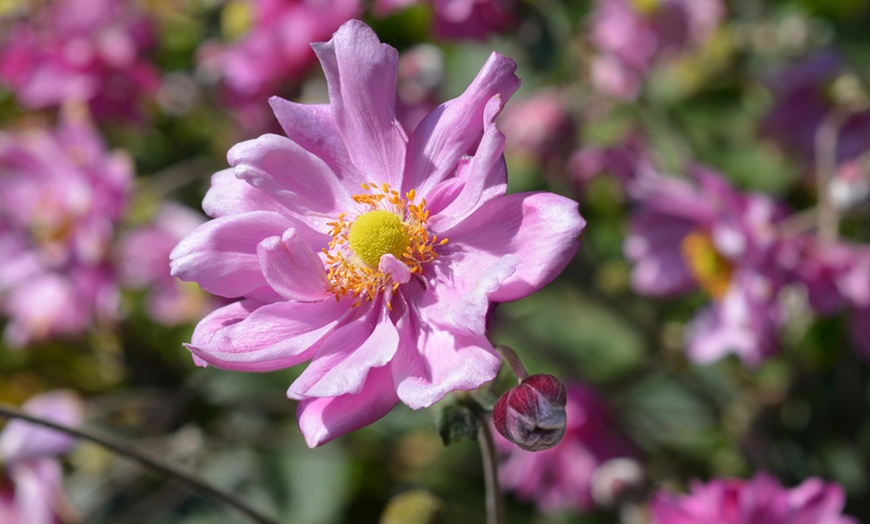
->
323 182 448 307
681 230 733 300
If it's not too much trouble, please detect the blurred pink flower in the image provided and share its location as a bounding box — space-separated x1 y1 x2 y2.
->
496 382 636 514
624 166 789 365
779 236 870 360
499 89 577 173
197 0 361 130
650 473 857 524
373 0 516 40
396 44 444 135
171 20 585 447
0 106 133 346
0 390 83 524
0 0 159 121
119 202 219 326
761 52 870 166
589 0 724 100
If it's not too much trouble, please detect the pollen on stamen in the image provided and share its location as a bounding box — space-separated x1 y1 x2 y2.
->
324 182 447 307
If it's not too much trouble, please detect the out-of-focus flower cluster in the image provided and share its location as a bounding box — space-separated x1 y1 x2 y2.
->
1 0 869 521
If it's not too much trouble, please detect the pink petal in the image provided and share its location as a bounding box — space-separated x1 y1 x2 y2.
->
296 365 399 447
288 302 399 398
422 255 519 336
0 391 83 463
441 192 585 303
428 95 508 230
379 254 411 284
312 20 406 188
187 299 348 371
228 133 353 214
202 169 288 218
170 211 290 300
257 229 332 301
392 309 501 409
268 99 364 187
405 52 520 195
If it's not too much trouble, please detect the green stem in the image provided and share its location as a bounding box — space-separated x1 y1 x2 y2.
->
477 413 506 524
0 404 278 524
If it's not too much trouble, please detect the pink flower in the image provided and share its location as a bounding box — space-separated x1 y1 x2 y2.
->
197 0 361 130
496 383 636 513
499 89 577 173
650 473 857 524
0 0 159 121
119 202 219 326
589 0 724 100
779 236 870 360
0 391 83 524
760 52 870 166
0 106 133 346
624 166 789 365
171 20 585 447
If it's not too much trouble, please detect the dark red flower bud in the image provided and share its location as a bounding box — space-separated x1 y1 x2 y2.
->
492 374 567 451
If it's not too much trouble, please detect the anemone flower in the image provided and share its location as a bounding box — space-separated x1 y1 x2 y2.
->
171 20 585 447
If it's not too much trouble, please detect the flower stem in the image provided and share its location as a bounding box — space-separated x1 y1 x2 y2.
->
477 413 506 524
0 403 278 524
815 108 847 242
495 344 529 383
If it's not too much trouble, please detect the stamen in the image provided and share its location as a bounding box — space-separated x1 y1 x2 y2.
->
324 183 447 307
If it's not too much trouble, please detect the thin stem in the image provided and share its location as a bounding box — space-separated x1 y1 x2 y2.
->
495 345 529 383
477 414 506 524
0 404 278 524
814 108 847 242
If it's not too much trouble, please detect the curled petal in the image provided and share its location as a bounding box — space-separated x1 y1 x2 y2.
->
228 133 353 214
170 211 291 300
312 20 406 187
187 300 348 372
405 52 520 195
257 229 332 301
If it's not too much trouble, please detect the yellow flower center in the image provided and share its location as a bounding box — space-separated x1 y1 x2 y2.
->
681 230 733 300
348 210 410 268
324 183 447 307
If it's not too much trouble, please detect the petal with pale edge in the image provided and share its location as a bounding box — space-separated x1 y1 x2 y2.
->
257 229 332 301
442 192 585 303
288 302 399 399
228 133 353 214
187 299 348 372
312 20 406 188
392 307 501 409
296 365 399 448
170 211 290 300
405 52 520 195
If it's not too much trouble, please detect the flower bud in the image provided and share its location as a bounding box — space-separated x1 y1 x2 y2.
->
492 374 567 451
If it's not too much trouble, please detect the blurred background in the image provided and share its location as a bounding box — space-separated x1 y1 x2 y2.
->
1 0 870 522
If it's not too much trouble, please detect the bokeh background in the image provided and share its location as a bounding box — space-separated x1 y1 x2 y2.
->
1 0 870 522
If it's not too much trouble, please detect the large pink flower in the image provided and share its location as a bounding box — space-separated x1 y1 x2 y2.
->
650 473 857 524
171 20 585 447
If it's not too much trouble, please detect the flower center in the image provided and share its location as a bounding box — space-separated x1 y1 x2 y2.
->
324 183 447 306
681 230 733 300
348 210 410 268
